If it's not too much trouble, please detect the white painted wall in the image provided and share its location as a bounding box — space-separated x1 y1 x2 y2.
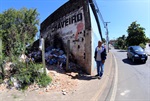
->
89 4 101 73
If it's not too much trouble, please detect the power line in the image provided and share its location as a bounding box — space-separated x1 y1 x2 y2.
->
93 0 106 28
92 0 110 52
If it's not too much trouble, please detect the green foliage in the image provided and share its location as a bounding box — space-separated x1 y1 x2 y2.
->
115 35 126 49
126 21 147 46
7 79 14 87
0 73 3 84
102 38 106 43
147 38 150 43
2 56 52 89
11 60 43 89
36 74 52 87
0 61 5 80
0 8 39 57
139 43 146 49
0 8 52 90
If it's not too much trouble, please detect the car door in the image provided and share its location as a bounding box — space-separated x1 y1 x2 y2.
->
127 47 130 58
129 47 135 58
128 47 133 59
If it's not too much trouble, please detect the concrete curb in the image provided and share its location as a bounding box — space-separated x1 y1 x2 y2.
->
91 52 114 101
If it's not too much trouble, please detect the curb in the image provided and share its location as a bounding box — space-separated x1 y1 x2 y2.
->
91 52 114 101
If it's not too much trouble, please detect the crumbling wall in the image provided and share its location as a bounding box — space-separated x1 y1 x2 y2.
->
40 0 93 74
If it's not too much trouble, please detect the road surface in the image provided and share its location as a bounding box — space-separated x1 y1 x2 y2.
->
111 47 150 101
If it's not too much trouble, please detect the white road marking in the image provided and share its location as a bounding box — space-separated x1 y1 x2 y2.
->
120 90 130 96
110 54 118 101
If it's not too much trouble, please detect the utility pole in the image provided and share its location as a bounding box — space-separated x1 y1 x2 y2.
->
66 40 70 71
40 38 46 75
0 38 2 60
104 22 110 53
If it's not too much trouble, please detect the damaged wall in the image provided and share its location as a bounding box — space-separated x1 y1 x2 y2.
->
40 0 102 74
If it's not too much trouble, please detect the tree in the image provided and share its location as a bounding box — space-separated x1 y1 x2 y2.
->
102 38 106 43
0 8 39 57
126 21 147 46
115 35 126 49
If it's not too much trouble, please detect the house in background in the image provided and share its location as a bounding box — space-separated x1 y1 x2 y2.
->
40 0 103 74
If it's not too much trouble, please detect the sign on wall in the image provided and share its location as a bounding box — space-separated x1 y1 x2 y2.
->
44 7 85 43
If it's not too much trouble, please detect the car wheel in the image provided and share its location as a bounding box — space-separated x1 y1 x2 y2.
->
142 60 146 64
127 55 129 59
132 57 135 63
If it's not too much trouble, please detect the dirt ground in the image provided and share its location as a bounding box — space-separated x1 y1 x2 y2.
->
0 65 81 95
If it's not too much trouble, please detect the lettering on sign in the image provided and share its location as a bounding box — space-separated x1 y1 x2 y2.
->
52 13 83 32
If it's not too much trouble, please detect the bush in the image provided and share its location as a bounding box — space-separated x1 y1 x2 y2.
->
7 57 52 89
0 73 3 84
36 74 52 87
0 61 5 82
0 55 52 90
12 61 52 89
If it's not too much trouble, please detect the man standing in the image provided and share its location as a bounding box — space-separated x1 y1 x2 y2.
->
94 41 107 79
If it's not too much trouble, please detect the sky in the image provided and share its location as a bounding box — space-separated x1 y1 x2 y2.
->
0 0 150 40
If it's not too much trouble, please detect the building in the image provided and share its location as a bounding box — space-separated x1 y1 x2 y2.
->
40 0 103 74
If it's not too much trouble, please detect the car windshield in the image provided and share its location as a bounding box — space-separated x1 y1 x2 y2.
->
133 46 144 52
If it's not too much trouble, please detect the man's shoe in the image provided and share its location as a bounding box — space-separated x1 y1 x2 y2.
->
97 76 101 79
95 74 99 77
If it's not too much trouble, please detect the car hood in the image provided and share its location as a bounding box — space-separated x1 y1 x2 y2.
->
134 51 146 55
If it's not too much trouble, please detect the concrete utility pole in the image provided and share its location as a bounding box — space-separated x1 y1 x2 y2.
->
104 22 110 53
41 38 46 75
0 38 2 60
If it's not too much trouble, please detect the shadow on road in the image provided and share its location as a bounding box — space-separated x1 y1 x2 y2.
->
117 50 127 52
122 58 144 65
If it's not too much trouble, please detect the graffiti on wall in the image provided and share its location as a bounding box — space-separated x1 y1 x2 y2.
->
75 22 84 40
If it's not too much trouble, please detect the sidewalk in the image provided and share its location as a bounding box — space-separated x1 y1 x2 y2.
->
46 52 114 101
145 43 150 56
0 52 114 101
33 52 114 101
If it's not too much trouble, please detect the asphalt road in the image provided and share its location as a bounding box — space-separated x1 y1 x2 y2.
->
111 47 150 101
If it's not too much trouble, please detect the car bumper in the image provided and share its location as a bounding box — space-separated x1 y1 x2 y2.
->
134 57 148 61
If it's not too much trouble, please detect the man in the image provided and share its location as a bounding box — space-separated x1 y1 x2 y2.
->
94 41 107 79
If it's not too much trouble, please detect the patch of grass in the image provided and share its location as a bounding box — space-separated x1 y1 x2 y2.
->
36 73 52 87
12 94 19 99
0 74 3 84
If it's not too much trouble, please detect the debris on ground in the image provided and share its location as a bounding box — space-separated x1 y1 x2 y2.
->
0 46 85 94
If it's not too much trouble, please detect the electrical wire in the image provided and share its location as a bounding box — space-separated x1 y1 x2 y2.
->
93 0 106 28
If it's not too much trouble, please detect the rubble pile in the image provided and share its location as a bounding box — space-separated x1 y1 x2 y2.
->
28 46 81 72
45 47 66 69
28 50 42 62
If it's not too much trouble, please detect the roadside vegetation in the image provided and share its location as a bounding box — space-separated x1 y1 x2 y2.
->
0 8 51 90
114 21 149 49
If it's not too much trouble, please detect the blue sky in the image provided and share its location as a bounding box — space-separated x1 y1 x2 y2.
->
0 0 150 40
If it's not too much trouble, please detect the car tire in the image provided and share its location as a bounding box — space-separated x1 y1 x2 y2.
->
142 60 146 64
127 55 129 59
132 57 135 63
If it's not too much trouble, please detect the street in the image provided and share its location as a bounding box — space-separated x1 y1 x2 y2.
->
111 47 150 101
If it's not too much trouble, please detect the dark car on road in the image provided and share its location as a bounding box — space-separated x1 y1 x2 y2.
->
127 46 148 63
